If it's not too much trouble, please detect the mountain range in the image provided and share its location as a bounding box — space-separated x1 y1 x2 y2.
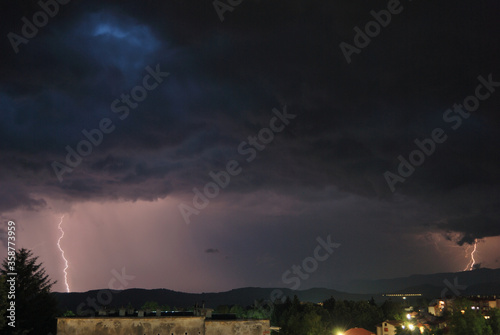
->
54 268 500 313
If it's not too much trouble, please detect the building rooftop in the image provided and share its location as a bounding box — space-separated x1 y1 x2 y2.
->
344 327 375 335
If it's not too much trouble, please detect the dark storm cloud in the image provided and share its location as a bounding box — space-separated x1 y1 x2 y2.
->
0 0 499 243
205 248 219 254
437 191 500 246
450 214 500 246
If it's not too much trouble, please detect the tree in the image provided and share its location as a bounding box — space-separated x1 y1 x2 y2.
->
141 301 159 312
301 304 326 335
160 304 171 312
229 304 245 318
449 298 493 335
487 308 500 335
323 298 383 332
323 296 336 311
216 304 230 314
62 310 76 317
1 248 58 335
381 299 404 320
0 275 8 331
271 296 291 327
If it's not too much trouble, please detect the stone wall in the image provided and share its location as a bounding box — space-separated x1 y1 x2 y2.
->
57 316 205 335
205 320 270 335
57 317 270 335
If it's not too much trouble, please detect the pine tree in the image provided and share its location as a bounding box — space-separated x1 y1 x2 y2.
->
0 275 8 330
1 248 58 334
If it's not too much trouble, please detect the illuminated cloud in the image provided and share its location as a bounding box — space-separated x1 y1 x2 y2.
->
0 0 498 292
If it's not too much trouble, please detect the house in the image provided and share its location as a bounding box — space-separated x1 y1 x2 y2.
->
469 295 499 311
428 300 445 316
376 320 401 335
344 327 376 335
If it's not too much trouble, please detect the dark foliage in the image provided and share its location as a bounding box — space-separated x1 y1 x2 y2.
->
1 248 58 335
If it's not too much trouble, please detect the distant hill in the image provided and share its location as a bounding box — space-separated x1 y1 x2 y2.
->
464 282 500 296
338 268 500 295
54 268 500 313
389 282 500 299
54 287 380 313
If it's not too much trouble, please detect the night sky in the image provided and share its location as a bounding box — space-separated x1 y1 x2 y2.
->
1 0 499 294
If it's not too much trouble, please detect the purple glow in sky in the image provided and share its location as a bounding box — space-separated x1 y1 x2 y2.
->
0 0 499 293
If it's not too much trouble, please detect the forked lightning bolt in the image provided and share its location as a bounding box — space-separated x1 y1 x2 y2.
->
57 215 71 292
463 239 478 271
469 239 478 270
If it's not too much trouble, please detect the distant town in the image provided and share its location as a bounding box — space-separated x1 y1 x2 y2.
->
2 249 500 334
55 293 500 335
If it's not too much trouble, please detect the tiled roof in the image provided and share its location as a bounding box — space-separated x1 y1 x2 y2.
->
344 327 376 335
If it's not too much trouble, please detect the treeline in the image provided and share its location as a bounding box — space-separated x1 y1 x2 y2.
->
271 296 402 334
135 295 402 333
76 296 500 335
448 298 500 335
213 296 406 334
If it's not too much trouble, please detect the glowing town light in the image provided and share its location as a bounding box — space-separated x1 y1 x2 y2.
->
57 215 71 292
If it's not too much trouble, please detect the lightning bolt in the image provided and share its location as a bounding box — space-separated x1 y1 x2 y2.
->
57 215 71 292
463 239 478 271
469 240 478 270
